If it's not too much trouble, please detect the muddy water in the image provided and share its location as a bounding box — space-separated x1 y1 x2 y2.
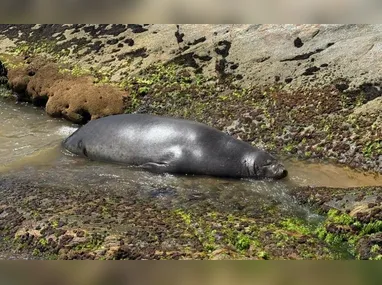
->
1 97 382 223
285 160 382 188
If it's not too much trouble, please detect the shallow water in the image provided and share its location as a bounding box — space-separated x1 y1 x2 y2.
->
1 97 382 223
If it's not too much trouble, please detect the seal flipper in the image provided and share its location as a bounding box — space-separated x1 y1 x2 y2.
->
140 162 171 173
140 147 182 174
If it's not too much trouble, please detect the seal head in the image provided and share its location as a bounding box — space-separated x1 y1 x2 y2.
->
245 150 288 180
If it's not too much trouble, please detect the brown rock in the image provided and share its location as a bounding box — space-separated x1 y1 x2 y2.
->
7 67 30 94
7 57 130 124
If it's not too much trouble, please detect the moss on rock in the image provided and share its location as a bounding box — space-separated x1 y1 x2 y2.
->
0 175 348 260
291 185 382 259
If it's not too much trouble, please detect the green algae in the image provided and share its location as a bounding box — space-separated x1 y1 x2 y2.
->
172 207 339 259
363 140 382 157
10 40 70 61
280 218 313 236
313 209 382 259
0 86 13 98
1 172 366 260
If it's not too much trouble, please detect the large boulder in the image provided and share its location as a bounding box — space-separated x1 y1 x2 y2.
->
6 57 129 123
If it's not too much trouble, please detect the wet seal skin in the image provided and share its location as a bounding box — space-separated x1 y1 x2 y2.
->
62 114 288 180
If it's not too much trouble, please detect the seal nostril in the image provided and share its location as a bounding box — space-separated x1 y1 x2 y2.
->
83 146 88 157
282 170 288 177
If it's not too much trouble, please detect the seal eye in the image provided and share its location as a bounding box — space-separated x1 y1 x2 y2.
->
77 139 88 157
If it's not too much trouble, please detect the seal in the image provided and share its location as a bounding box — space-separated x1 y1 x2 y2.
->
62 114 288 180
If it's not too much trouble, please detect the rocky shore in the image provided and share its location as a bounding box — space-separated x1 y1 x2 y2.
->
0 24 381 259
0 174 380 260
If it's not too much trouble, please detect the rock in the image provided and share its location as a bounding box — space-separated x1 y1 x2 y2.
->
353 97 382 115
0 24 381 91
7 57 129 124
7 68 29 94
356 233 382 260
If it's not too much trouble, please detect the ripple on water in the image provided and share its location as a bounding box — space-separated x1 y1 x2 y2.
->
0 99 74 167
55 126 79 137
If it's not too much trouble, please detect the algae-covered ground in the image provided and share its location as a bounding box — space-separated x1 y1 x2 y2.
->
1 174 381 260
292 186 382 260
0 175 353 260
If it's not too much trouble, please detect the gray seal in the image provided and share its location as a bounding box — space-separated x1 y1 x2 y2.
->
62 114 288 180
